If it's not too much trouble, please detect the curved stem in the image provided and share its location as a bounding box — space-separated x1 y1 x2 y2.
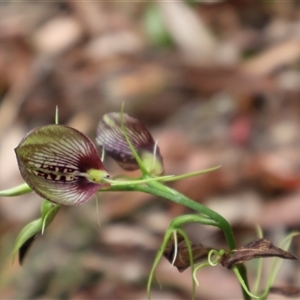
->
146 180 235 248
108 181 250 300
0 183 32 197
144 181 250 300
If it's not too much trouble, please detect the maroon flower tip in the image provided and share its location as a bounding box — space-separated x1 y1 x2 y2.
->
96 112 164 174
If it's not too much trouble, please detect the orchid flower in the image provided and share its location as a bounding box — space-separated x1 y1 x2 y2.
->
15 124 110 206
2 109 291 300
96 112 164 175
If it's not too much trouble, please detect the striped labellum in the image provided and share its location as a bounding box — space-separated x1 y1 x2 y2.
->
15 125 110 206
28 161 79 182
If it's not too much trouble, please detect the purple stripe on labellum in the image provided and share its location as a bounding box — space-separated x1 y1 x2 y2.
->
15 125 110 206
96 112 164 174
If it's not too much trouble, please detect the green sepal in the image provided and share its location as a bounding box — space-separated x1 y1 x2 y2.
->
12 218 43 264
12 200 60 264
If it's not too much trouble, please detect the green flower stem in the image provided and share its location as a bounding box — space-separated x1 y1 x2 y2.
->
0 183 32 197
146 180 235 246
108 180 250 300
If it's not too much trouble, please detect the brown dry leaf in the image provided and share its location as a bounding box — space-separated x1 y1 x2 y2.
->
163 231 215 272
164 243 214 273
220 238 297 269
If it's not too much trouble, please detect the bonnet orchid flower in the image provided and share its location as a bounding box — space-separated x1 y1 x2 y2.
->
2 110 278 299
96 112 164 175
15 124 110 206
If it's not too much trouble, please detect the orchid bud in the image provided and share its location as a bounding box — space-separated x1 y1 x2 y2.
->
15 125 110 206
96 112 164 175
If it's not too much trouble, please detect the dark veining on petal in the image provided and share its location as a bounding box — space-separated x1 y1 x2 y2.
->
96 112 163 171
15 124 109 205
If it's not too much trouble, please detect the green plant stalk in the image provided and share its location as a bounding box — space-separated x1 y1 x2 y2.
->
108 180 250 300
1 177 250 298
253 226 264 295
258 232 300 300
0 183 32 197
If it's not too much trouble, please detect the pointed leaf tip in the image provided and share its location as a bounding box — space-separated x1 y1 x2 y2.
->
19 234 39 265
15 125 110 206
220 238 297 269
14 200 60 265
12 219 43 264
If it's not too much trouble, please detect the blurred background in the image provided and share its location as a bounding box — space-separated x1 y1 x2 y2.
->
0 0 300 299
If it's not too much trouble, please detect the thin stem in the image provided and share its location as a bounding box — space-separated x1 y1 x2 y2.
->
146 180 236 248
0 183 32 197
253 226 264 295
120 104 148 175
233 267 259 299
159 166 221 183
107 181 250 300
55 106 59 124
